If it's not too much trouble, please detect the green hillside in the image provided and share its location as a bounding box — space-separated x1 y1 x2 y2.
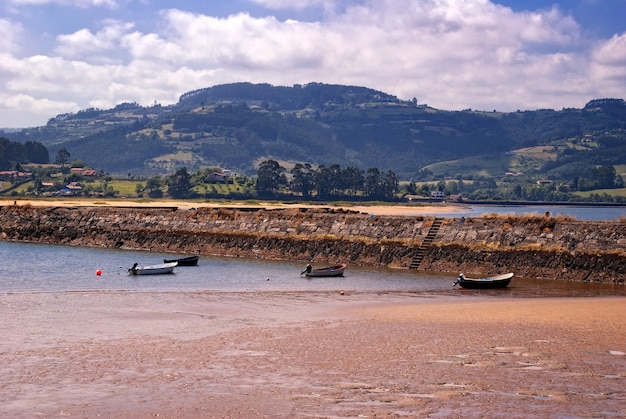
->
3 84 626 187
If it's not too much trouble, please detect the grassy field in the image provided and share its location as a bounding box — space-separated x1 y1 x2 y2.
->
423 153 519 178
420 138 603 180
574 187 626 198
108 180 142 196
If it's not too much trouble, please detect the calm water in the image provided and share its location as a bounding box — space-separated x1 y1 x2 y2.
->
428 204 626 220
1 241 624 297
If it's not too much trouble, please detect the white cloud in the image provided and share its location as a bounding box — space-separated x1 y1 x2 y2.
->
0 91 79 128
593 33 626 66
590 33 626 91
1 0 625 127
249 0 335 11
55 20 134 59
0 19 22 54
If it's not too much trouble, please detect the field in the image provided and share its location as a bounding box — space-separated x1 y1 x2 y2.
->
423 152 527 178
422 138 600 180
108 180 142 196
574 187 626 198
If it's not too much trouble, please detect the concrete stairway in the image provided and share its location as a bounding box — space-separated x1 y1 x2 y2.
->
409 217 443 270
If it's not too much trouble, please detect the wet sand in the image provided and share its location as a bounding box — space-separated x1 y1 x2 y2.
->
3 197 462 216
0 291 624 418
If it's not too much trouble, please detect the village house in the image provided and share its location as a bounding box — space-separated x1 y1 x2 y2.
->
0 171 32 181
70 168 98 177
60 181 83 195
431 190 445 200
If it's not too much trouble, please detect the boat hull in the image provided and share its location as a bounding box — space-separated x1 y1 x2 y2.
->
164 255 199 266
456 273 513 289
129 262 177 275
305 264 346 277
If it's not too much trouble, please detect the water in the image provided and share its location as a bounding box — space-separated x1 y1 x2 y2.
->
429 204 626 220
1 241 624 297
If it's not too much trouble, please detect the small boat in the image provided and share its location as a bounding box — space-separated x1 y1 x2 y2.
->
128 262 177 275
454 272 514 289
163 255 199 266
303 264 347 278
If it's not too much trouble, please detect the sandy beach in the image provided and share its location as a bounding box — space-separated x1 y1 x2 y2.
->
2 197 463 216
0 291 624 418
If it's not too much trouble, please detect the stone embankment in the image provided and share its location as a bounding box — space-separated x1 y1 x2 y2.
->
1 205 625 284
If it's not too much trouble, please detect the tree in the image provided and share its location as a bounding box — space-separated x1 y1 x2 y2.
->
591 165 619 189
167 167 192 199
364 168 383 198
256 160 285 197
24 141 49 164
146 176 163 198
342 166 365 196
55 148 71 167
314 165 333 198
314 164 342 197
382 170 400 199
291 163 316 198
135 183 145 197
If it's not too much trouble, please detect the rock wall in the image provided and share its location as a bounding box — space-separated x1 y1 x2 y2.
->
1 205 625 284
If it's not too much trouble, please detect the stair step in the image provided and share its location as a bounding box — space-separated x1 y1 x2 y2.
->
409 217 443 270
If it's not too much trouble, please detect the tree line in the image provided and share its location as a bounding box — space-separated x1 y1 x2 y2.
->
133 161 400 201
256 160 400 200
0 137 49 170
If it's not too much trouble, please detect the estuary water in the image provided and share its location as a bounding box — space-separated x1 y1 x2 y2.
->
423 203 626 220
1 241 624 297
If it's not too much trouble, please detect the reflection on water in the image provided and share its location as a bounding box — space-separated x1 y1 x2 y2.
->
1 241 624 297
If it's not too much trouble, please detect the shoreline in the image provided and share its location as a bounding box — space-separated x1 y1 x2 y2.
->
2 202 625 283
1 197 468 216
0 291 624 417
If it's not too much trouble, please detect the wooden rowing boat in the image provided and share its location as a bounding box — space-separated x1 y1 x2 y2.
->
128 262 177 275
454 272 514 289
303 264 347 278
163 255 199 266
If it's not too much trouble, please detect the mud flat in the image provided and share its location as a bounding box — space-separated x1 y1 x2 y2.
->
0 291 624 417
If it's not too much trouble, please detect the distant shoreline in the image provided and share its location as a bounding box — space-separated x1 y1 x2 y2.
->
3 197 625 219
0 197 464 216
460 199 626 208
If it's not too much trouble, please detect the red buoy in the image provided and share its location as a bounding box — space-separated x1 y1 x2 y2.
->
96 269 102 276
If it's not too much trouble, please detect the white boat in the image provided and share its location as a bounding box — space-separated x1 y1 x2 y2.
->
302 264 347 277
128 262 177 275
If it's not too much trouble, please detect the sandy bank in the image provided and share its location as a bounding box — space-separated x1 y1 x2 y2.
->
2 197 463 216
0 292 624 418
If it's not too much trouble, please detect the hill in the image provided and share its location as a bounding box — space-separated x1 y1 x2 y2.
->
4 83 626 183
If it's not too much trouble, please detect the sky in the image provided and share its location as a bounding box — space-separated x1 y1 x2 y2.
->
1 0 625 128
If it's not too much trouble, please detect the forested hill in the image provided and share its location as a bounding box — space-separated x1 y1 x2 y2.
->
5 83 626 180
178 82 401 111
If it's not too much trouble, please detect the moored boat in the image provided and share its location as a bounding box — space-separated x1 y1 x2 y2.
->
454 272 514 289
302 264 347 278
129 262 177 275
163 255 199 266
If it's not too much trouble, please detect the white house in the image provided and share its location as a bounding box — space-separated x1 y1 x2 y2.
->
431 191 445 200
